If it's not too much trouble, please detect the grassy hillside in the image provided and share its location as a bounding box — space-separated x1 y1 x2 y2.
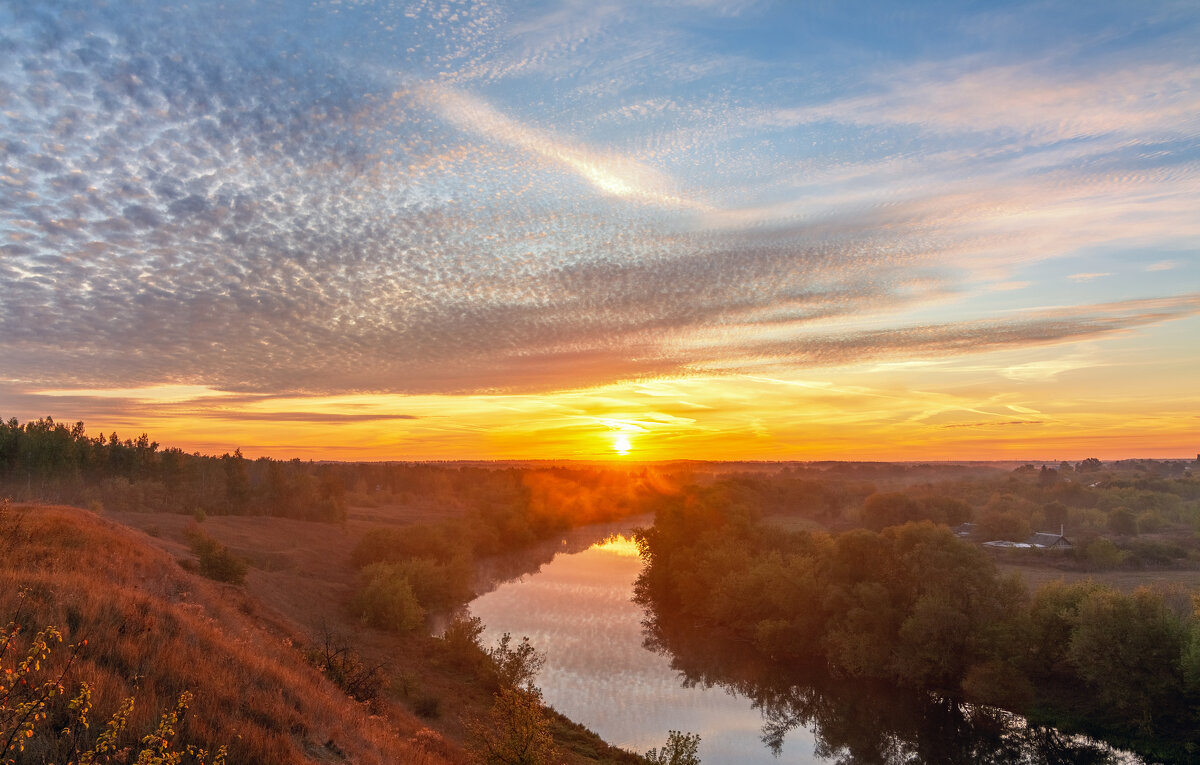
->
1 501 464 765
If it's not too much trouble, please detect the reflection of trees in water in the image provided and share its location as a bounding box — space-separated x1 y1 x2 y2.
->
640 610 1133 765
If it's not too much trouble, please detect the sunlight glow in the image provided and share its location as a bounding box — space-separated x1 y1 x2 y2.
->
595 534 641 558
612 434 632 456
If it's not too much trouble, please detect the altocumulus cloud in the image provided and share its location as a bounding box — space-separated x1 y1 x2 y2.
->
1 0 1197 398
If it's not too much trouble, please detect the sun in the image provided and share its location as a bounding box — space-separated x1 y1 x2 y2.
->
612 434 632 456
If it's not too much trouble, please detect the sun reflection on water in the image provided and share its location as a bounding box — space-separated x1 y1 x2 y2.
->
595 534 641 557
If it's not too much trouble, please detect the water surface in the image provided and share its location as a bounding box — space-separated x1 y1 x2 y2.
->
469 530 819 763
469 528 1145 765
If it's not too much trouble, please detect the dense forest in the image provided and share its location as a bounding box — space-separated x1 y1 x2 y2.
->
633 486 1200 762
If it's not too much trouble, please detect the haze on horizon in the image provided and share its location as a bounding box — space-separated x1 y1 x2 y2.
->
1 0 1197 462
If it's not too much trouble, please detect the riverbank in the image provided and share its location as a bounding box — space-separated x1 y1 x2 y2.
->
103 501 646 764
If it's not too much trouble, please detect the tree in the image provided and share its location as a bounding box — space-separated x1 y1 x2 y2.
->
467 688 556 765
860 492 922 530
1107 508 1137 536
1068 588 1189 732
1042 501 1068 530
1083 538 1125 569
221 450 251 513
645 730 701 765
489 633 545 692
353 564 425 632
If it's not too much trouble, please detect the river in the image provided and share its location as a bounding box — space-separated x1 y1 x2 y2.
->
466 521 1146 765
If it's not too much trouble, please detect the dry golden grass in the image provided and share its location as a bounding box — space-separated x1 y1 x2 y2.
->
57 502 641 765
1 503 467 765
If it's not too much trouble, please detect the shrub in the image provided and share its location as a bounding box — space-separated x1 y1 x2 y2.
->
1136 509 1166 534
441 613 487 671
412 694 441 719
0 621 227 764
304 626 387 704
1083 538 1126 570
488 633 545 692
1126 539 1187 566
184 528 248 585
466 688 556 765
1107 508 1138 536
353 564 425 632
645 730 701 765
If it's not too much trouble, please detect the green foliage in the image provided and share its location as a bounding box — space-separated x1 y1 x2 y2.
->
635 498 1200 756
860 492 922 530
0 418 347 522
441 614 487 671
644 730 701 765
1025 579 1104 674
488 633 546 692
384 557 472 612
1 621 225 765
1107 508 1138 536
353 564 426 633
1183 619 1200 693
1067 588 1190 732
1136 509 1166 533
1042 501 1068 528
975 507 1032 542
352 525 461 568
466 688 557 765
1083 537 1126 569
183 529 247 585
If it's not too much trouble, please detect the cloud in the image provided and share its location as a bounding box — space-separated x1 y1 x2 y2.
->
188 411 418 423
941 420 1043 429
769 58 1200 145
1 0 1197 408
419 83 711 212
716 295 1200 373
1146 260 1179 271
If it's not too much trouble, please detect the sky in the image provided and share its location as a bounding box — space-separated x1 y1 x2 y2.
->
1 0 1197 461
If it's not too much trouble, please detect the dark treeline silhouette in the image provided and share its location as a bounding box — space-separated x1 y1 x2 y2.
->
0 416 345 520
633 490 1200 763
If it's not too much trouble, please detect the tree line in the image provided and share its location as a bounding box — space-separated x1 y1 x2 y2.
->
633 488 1200 763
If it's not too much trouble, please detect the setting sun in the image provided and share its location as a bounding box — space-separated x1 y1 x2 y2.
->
612 434 632 456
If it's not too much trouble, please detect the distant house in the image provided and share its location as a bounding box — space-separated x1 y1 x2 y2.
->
982 540 1033 549
1024 531 1073 550
952 522 977 539
979 528 1073 551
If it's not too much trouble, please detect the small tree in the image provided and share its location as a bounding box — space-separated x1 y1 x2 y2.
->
645 730 701 765
441 614 487 671
183 528 247 585
353 564 425 632
488 633 545 692
466 688 556 765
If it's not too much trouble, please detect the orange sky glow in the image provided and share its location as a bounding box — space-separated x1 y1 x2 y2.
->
1 2 1197 462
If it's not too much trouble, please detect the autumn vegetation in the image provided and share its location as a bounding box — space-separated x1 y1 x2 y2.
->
0 419 656 765
633 476 1200 762
0 500 461 764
